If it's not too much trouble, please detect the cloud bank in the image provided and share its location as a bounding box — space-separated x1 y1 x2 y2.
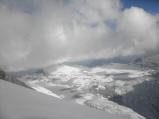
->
0 0 159 71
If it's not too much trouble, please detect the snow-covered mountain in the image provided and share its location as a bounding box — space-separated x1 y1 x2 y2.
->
3 53 159 119
10 62 159 119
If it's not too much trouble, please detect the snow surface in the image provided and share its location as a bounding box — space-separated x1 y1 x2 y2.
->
14 64 153 119
0 79 131 119
27 81 63 99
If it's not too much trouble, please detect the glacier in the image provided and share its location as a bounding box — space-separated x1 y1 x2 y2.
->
10 63 159 119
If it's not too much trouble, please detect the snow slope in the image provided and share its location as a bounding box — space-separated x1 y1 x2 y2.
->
14 64 149 119
0 79 132 119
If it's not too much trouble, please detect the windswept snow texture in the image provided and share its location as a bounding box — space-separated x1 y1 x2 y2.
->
14 63 159 119
0 79 132 119
27 82 63 99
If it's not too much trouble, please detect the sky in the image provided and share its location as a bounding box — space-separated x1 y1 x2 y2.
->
0 0 159 71
122 0 159 14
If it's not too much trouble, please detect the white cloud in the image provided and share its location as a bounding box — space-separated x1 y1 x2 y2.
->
116 7 159 55
0 0 158 71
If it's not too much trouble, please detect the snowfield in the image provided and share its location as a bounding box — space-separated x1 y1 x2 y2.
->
27 82 63 99
0 79 132 119
13 63 159 119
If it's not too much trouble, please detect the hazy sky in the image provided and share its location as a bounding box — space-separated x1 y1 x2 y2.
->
0 0 159 71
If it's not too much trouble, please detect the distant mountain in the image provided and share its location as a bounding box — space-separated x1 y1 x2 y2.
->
63 55 139 67
9 68 45 76
133 54 159 69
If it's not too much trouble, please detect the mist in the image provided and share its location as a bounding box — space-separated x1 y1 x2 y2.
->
0 0 159 71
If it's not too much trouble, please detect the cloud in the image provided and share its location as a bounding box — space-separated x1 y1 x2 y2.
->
116 7 159 55
0 0 158 71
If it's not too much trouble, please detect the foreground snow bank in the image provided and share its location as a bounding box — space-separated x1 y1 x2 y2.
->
0 79 132 119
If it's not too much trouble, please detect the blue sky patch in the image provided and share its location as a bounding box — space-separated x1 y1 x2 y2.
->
122 0 159 14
